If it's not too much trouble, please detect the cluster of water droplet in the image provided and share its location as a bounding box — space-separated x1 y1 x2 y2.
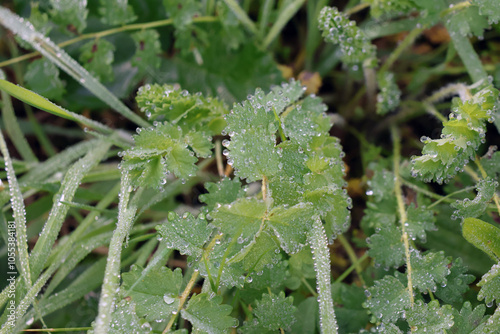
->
318 6 376 65
376 71 401 115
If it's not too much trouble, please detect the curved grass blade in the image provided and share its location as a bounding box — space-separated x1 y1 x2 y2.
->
29 140 112 279
0 6 150 128
94 170 138 334
0 130 32 292
0 79 112 134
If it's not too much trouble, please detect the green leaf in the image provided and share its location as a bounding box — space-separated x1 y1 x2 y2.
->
363 275 411 324
199 178 245 212
452 177 498 219
288 246 316 283
210 198 267 245
365 0 417 19
28 2 51 36
435 258 475 304
242 292 297 332
281 95 330 146
473 0 500 24
98 0 136 25
131 30 162 73
181 293 238 334
88 300 151 333
121 122 201 187
482 152 500 179
406 204 436 242
376 71 401 115
449 302 487 334
122 265 183 322
406 300 454 333
79 39 115 82
24 58 65 100
224 81 305 181
462 217 500 261
195 236 246 288
267 202 314 254
234 230 281 273
135 83 228 134
368 224 406 268
49 0 88 33
318 6 376 65
360 323 403 333
411 86 498 183
367 167 395 202
156 212 212 258
477 263 500 305
332 283 371 332
247 258 288 290
411 250 450 293
290 297 318 334
160 34 283 104
446 5 489 38
225 126 279 181
164 0 202 28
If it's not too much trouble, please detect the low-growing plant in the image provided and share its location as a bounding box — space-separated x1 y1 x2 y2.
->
0 0 500 333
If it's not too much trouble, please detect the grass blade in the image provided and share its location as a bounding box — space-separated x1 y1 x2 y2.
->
446 22 488 83
0 79 113 134
0 70 37 163
94 171 138 334
263 0 306 48
0 130 32 292
0 6 150 128
29 140 112 279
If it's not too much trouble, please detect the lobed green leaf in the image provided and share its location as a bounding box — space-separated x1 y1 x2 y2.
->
122 265 183 322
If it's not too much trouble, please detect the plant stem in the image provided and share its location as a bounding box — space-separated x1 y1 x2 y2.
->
423 103 448 123
345 3 370 16
379 26 424 73
263 0 306 48
223 0 258 34
163 270 200 334
334 252 369 284
308 217 338 334
22 328 91 332
391 125 414 305
337 234 364 284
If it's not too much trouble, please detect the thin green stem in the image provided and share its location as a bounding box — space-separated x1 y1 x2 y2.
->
223 0 258 34
163 270 200 334
263 0 306 49
391 125 414 305
334 252 369 284
301 277 318 296
259 0 275 36
379 26 424 73
22 328 92 332
423 103 447 123
337 234 364 284
345 2 370 16
440 0 472 17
